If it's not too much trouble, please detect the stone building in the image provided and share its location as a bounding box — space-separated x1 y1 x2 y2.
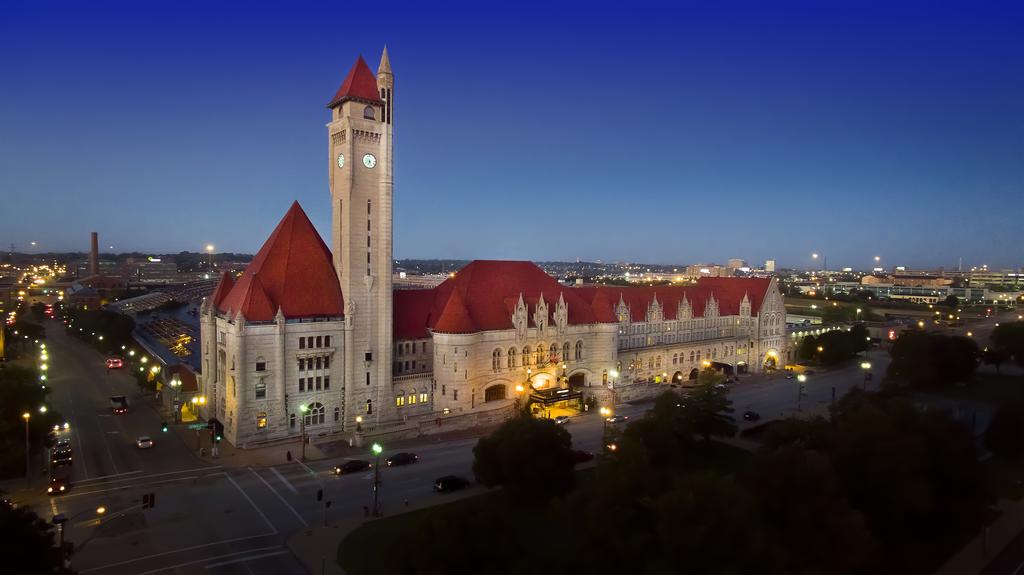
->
199 48 786 447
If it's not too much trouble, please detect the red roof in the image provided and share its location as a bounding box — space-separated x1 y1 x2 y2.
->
218 202 344 321
210 271 235 308
327 55 381 107
433 289 477 334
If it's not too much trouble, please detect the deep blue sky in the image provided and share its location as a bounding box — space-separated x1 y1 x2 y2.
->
2 0 1022 270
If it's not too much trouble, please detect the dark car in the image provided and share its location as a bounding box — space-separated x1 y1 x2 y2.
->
51 447 73 467
332 459 372 475
386 452 419 467
743 411 761 422
47 466 71 496
571 450 595 465
434 475 471 493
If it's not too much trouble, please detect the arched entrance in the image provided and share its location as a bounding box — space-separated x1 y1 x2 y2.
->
484 384 506 402
567 373 586 389
672 371 684 384
688 368 699 381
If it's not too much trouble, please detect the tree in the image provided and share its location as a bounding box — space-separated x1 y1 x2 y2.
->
986 402 1024 459
0 500 68 574
472 416 575 501
680 380 737 443
992 322 1024 367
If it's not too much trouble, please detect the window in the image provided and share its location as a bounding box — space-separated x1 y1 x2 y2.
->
324 376 330 390
366 399 373 414
508 347 516 369
396 395 405 407
492 349 501 371
255 377 267 399
363 105 375 119
420 389 428 403
256 412 267 429
304 402 325 426
575 340 583 360
255 360 266 372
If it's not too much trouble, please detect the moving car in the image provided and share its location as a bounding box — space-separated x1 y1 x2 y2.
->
136 436 154 449
606 415 629 424
332 460 372 475
47 466 71 495
553 415 570 425
110 395 128 414
434 475 471 493
572 450 595 465
106 358 124 369
743 411 761 422
386 452 418 467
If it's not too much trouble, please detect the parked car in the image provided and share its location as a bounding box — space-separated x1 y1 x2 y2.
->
743 411 761 422
553 415 570 425
106 358 123 369
332 460 372 475
571 450 595 465
434 475 471 493
136 436 154 449
606 415 629 424
386 452 419 467
47 466 71 495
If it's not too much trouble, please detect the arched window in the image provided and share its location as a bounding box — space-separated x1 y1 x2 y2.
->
508 347 517 369
549 343 558 362
304 402 325 426
363 105 375 120
563 342 571 363
492 349 502 372
574 340 583 360
523 346 531 366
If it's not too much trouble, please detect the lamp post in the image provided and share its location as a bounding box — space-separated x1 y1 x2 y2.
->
371 442 383 517
860 362 872 389
22 412 30 488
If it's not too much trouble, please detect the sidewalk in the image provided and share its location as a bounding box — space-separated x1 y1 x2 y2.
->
936 498 1024 575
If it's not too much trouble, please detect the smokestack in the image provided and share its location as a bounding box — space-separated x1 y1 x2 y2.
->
89 232 99 276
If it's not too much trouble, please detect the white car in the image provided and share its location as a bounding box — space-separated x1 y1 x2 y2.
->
136 436 154 449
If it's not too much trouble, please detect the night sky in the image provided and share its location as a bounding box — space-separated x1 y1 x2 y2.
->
2 0 1022 270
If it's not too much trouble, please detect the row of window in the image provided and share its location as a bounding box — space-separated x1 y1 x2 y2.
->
298 335 332 349
395 389 430 407
491 341 583 372
297 356 331 371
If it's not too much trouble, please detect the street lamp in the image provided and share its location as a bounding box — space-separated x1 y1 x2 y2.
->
372 442 384 516
22 412 30 487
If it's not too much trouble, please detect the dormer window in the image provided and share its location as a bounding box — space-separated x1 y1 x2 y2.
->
363 105 375 120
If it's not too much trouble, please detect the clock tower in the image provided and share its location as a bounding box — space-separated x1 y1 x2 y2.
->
327 48 394 428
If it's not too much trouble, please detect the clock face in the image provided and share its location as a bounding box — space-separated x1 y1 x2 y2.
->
336 153 345 169
362 153 377 169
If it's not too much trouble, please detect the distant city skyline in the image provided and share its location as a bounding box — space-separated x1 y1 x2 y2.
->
2 0 1022 269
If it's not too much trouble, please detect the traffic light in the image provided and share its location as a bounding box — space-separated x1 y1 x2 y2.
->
142 492 156 509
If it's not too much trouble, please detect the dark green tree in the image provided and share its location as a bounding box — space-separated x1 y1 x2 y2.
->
472 416 575 501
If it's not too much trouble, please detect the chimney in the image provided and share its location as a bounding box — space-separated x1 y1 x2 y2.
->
89 232 99 276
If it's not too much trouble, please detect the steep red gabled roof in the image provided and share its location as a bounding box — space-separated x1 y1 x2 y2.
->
218 201 344 321
432 288 478 334
326 55 381 107
210 271 235 308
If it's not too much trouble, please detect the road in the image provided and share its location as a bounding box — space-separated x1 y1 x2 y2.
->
7 310 1013 574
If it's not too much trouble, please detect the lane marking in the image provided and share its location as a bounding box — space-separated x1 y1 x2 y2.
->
226 472 278 534
133 546 282 575
204 549 289 570
79 535 276 573
249 467 308 527
270 467 298 494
